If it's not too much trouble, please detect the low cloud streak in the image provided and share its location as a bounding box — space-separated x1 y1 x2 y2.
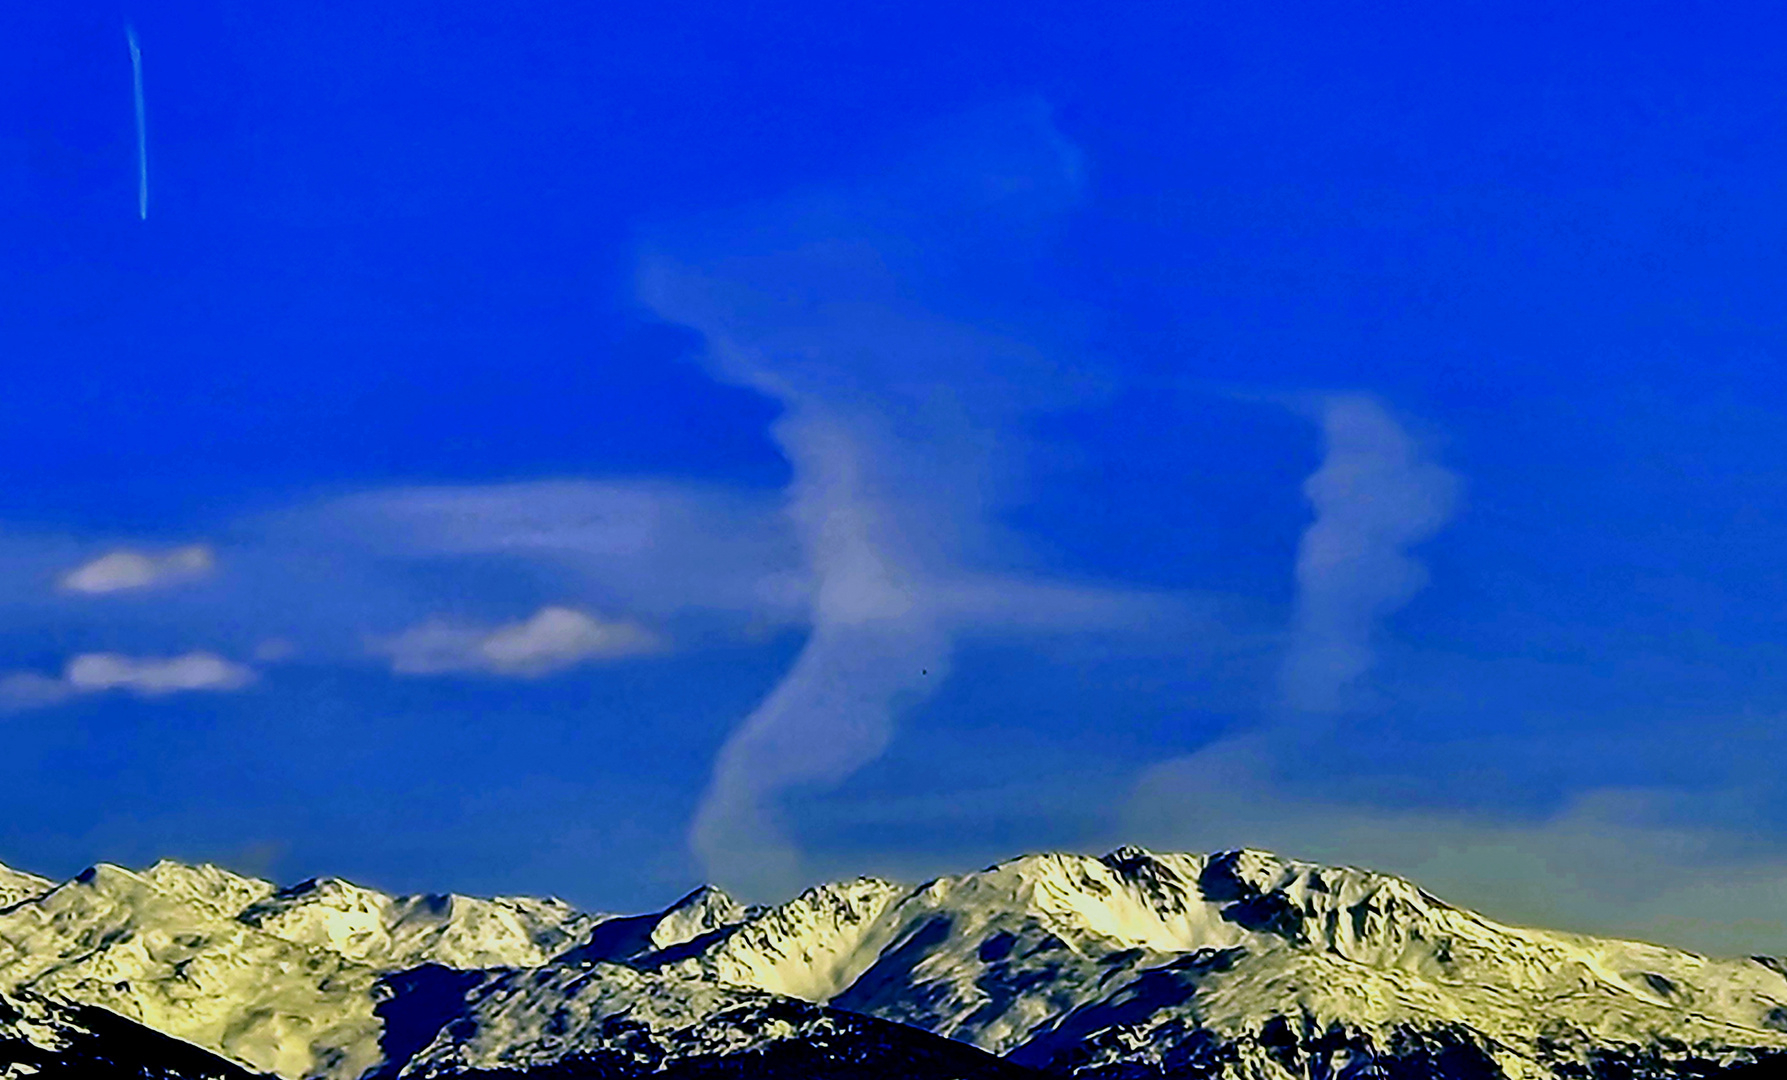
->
60 545 214 595
372 606 662 677
311 480 809 624
1 651 254 712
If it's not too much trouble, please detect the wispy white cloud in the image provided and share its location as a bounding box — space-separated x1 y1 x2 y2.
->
65 651 254 694
306 480 809 624
1279 394 1459 714
0 651 255 712
370 606 662 677
60 544 215 595
0 473 1175 699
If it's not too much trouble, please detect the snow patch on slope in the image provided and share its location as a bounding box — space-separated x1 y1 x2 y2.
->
0 985 269 1080
393 961 1028 1080
0 861 51 910
140 861 276 919
0 860 597 1078
9 844 1787 1080
0 863 382 1079
660 877 909 1002
241 878 596 970
601 845 1787 1076
649 885 748 952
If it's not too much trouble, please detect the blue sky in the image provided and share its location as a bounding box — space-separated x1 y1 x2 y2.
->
6 0 1787 953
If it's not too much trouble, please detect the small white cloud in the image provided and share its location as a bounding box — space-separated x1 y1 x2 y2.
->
64 652 255 695
372 606 662 678
0 651 255 713
60 544 215 594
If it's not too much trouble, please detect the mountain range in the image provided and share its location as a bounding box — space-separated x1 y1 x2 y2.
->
2 846 1786 1079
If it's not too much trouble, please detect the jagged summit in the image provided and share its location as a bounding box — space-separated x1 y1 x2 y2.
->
4 846 1787 1079
141 858 276 917
649 883 750 951
237 872 599 970
0 857 381 1078
0 857 595 1078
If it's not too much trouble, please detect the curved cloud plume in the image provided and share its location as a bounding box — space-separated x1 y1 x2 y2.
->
640 102 1124 896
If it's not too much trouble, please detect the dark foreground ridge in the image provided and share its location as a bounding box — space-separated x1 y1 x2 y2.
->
375 981 1038 1080
14 990 1787 1080
407 1005 1038 1080
0 989 268 1080
0 983 1032 1080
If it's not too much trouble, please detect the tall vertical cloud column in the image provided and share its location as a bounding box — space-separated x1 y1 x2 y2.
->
1278 394 1461 717
640 103 1087 897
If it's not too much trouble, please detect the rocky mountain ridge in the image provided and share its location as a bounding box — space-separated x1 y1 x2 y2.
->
0 986 266 1080
3 846 1786 1078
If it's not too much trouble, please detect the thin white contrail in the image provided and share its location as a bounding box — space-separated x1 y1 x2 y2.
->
126 25 147 220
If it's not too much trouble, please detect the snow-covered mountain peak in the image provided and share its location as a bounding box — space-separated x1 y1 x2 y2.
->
1194 847 1294 900
0 986 270 1079
647 884 746 951
251 875 380 908
586 844 1787 1069
0 861 51 910
41 861 195 918
395 960 1032 1080
678 876 910 1002
10 843 1787 1079
907 848 1227 956
238 877 396 964
0 859 383 1079
552 884 745 968
1098 843 1199 887
139 860 276 919
383 891 596 969
240 875 596 970
0 859 593 1077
